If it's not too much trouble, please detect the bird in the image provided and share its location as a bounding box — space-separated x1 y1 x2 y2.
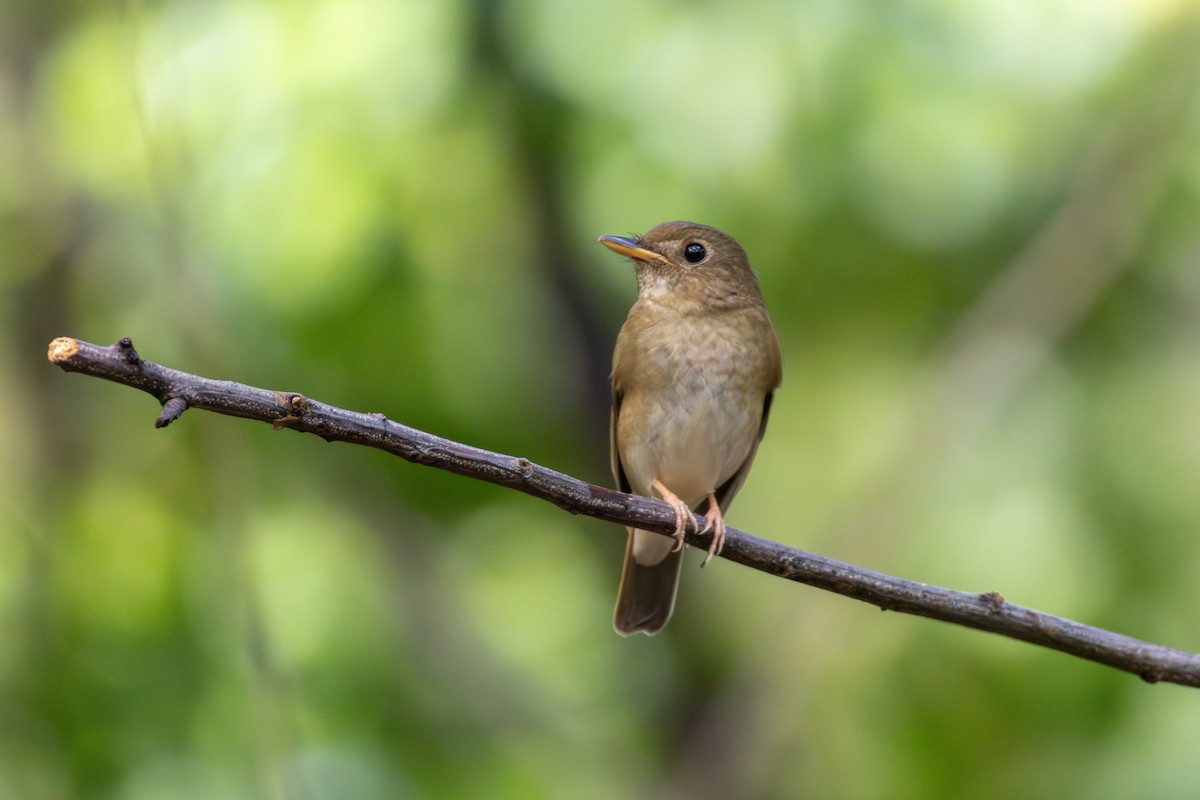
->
598 221 782 635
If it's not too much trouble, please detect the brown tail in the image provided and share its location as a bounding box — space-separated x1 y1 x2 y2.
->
613 529 684 636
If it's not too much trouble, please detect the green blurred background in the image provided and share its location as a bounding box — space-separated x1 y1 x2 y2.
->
4 0 1200 797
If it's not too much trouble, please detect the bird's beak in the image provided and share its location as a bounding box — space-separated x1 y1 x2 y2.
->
598 235 660 263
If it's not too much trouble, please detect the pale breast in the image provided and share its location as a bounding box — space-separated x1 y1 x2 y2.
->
614 303 776 507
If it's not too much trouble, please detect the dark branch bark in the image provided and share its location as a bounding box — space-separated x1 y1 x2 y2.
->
47 336 1200 688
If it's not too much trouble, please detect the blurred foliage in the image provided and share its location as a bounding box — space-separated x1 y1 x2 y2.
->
3 0 1200 797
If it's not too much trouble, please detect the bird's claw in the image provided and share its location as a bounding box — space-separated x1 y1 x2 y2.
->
667 495 694 553
649 482 726 561
652 478 696 553
700 494 726 567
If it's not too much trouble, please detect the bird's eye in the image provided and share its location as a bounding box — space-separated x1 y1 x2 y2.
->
683 242 706 264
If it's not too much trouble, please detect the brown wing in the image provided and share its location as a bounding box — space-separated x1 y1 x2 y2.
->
610 387 631 494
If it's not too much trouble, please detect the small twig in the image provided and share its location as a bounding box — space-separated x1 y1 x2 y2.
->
47 336 1200 688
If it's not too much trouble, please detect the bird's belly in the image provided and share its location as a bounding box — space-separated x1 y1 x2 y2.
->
620 382 760 509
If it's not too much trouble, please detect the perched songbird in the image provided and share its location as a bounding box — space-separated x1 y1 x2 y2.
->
598 221 782 635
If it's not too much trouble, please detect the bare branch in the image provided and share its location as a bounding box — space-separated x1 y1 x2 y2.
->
47 336 1200 688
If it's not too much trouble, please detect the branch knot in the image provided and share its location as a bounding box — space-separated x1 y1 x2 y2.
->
273 392 309 429
115 338 141 364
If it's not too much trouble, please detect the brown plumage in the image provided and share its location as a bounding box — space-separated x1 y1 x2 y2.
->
598 221 782 635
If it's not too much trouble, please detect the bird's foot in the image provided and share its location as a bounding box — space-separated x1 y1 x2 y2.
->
699 493 726 567
651 478 696 553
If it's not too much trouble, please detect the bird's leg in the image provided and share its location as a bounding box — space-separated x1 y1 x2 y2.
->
699 492 726 567
651 478 695 553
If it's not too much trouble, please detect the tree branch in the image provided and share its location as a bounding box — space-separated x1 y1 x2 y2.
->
47 336 1200 688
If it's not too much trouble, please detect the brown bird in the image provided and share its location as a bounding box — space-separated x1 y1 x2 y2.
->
598 221 782 635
